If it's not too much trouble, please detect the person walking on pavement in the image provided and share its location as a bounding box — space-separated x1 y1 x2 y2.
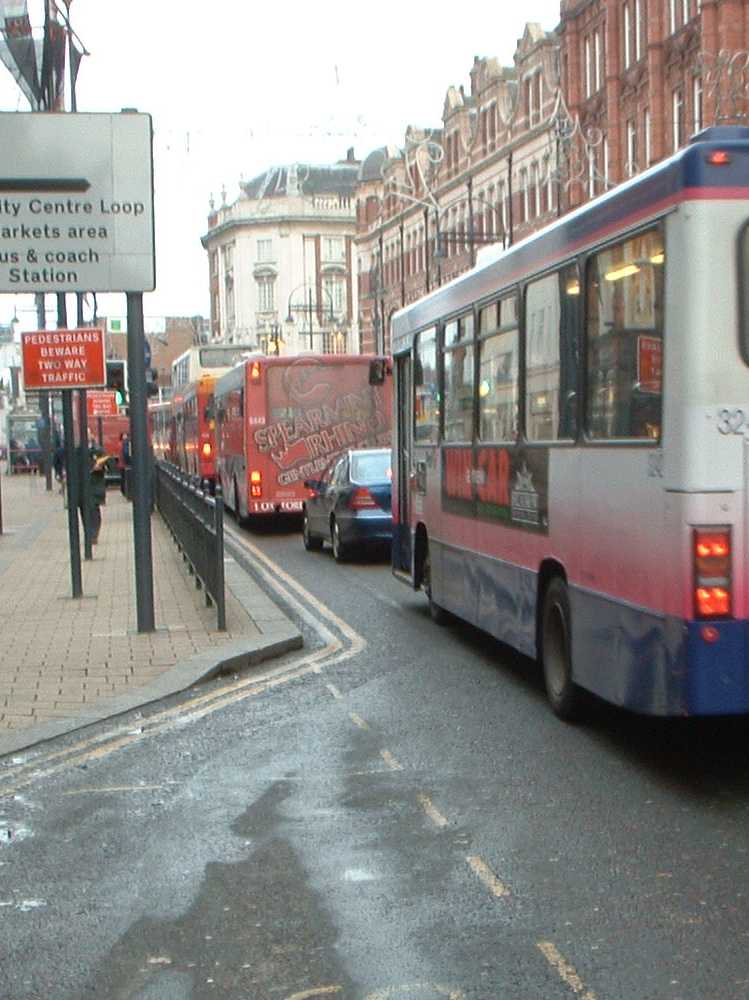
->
79 431 109 544
119 431 132 500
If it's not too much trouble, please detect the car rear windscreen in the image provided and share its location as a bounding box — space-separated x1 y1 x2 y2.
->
351 452 390 483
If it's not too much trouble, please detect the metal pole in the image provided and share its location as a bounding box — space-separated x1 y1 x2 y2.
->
76 294 92 560
35 293 54 492
215 485 226 631
126 291 155 632
58 293 83 598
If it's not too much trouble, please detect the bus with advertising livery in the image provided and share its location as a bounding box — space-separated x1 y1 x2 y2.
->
391 125 749 719
215 353 392 519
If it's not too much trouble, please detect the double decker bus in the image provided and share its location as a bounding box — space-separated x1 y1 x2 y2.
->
215 353 391 519
170 343 255 390
149 399 174 463
391 125 749 720
173 374 219 486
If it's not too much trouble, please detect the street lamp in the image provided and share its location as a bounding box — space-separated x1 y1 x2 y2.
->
286 282 336 352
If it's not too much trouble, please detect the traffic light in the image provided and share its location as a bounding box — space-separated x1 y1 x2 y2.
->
106 360 127 406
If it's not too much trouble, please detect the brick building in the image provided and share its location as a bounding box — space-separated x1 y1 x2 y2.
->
357 2 749 354
558 0 749 210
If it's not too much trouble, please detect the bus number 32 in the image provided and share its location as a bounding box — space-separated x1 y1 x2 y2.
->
716 408 749 435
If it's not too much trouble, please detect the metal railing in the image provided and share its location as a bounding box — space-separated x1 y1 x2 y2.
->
154 461 226 630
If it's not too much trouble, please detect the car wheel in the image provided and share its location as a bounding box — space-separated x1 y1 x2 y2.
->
331 518 348 563
423 544 449 625
303 510 322 551
541 577 584 721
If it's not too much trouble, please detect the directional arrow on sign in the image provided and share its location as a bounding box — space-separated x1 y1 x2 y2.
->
0 177 91 192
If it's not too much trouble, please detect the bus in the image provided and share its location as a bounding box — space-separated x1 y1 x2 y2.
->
170 343 256 390
149 399 174 464
390 124 749 720
172 374 219 486
215 353 392 519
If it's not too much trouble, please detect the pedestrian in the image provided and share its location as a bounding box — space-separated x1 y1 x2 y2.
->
79 432 109 545
119 431 131 499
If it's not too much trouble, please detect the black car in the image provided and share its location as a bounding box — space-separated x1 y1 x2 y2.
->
302 447 392 561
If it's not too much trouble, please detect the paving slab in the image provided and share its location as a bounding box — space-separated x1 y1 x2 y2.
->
0 470 302 758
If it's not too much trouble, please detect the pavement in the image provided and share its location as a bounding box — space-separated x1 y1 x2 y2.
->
0 469 302 758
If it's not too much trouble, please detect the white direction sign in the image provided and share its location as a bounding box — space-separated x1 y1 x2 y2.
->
0 112 155 293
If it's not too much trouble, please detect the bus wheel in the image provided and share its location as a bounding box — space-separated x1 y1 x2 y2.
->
423 545 449 625
303 509 322 551
541 578 583 721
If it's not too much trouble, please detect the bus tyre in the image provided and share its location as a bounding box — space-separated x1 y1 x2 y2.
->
541 578 583 721
303 510 322 551
423 547 449 625
331 519 348 562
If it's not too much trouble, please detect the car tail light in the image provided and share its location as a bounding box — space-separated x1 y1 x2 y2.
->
693 527 732 618
250 361 261 382
349 487 378 510
201 441 212 459
250 469 262 498
707 150 731 166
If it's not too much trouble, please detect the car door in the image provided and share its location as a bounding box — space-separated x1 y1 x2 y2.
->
324 455 349 527
308 458 336 536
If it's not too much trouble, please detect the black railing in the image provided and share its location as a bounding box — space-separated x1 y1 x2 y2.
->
154 461 226 630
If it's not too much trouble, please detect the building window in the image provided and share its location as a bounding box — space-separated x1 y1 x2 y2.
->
585 36 592 98
644 108 651 165
683 0 689 22
532 162 541 217
210 251 218 276
257 277 275 313
594 31 603 91
627 119 638 176
323 276 346 316
635 0 643 60
256 238 273 262
322 237 345 262
693 75 703 134
673 87 684 151
520 169 529 223
588 149 596 198
623 3 631 69
603 137 610 185
669 0 676 34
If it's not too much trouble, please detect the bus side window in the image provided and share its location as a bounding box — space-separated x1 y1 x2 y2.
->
479 295 519 443
585 226 664 441
414 327 439 444
238 388 244 419
443 314 475 443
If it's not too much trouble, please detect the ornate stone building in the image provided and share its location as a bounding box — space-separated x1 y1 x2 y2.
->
202 153 360 355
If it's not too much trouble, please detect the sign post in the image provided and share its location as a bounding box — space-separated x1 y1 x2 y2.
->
1 111 156 625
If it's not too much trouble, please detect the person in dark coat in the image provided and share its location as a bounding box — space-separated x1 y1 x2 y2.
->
79 432 108 544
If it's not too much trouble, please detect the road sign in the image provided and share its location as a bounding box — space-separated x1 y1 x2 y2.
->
86 390 118 418
21 328 106 390
0 112 155 293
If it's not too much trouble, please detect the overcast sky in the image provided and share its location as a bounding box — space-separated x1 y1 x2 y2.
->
0 0 561 328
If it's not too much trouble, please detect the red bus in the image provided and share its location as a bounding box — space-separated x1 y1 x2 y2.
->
215 354 392 519
149 399 174 464
173 374 219 486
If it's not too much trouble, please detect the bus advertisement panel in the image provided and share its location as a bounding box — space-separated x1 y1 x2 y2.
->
390 125 749 720
215 354 391 518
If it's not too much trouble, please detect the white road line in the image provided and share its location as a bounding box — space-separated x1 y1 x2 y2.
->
350 712 369 730
326 683 343 700
537 941 598 1000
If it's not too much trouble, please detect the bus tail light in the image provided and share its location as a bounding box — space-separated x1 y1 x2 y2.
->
250 470 262 498
693 527 732 619
250 361 262 382
201 441 212 459
349 487 378 510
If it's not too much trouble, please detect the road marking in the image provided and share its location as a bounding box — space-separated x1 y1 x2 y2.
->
350 712 369 730
283 988 342 1000
417 793 448 828
380 749 403 771
326 683 343 700
62 784 166 795
366 985 464 999
537 941 598 1000
466 855 510 898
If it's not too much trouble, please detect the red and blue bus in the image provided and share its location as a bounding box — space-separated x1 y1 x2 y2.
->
215 353 392 519
391 125 749 719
